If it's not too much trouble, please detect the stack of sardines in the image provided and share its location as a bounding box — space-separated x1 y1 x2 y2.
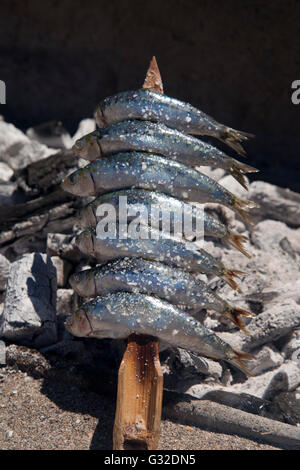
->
63 89 259 375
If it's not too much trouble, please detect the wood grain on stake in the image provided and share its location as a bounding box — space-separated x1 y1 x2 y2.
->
113 57 164 451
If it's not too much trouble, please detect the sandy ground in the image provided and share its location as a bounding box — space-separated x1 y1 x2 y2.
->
0 365 279 450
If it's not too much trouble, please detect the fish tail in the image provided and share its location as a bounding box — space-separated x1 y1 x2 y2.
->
231 158 259 174
233 197 259 225
225 232 251 258
221 127 255 157
225 306 256 335
229 349 254 377
229 159 259 190
94 107 107 128
222 268 245 291
230 169 249 190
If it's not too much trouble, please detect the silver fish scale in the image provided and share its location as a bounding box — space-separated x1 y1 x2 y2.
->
63 86 257 376
97 120 230 170
80 188 227 242
76 227 225 279
70 257 228 314
79 292 235 362
99 89 220 136
63 152 235 207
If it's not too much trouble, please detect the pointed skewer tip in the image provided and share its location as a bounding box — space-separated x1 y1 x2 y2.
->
143 56 164 94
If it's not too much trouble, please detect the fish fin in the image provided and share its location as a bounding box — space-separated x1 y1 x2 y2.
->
222 139 247 157
222 128 255 157
225 232 251 258
231 158 259 174
230 170 249 190
222 268 245 291
233 197 259 225
225 306 256 335
229 349 254 377
229 158 259 190
94 107 107 128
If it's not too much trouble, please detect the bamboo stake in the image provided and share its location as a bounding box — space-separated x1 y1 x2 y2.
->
113 57 164 450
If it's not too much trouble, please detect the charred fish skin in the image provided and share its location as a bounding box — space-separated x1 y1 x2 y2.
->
73 121 257 189
75 227 242 291
61 153 257 225
95 89 253 156
65 292 252 375
69 257 254 332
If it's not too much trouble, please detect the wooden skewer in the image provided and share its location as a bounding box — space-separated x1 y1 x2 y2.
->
113 335 163 450
143 56 164 93
113 57 164 451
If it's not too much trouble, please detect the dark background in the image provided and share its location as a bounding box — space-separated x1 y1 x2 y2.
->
0 0 299 190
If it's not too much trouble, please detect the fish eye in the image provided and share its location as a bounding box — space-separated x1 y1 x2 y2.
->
69 173 78 184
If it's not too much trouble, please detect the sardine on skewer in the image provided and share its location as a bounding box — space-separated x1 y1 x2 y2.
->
61 152 258 225
80 189 251 257
65 292 253 376
75 227 244 291
72 121 257 189
70 258 255 333
94 89 253 156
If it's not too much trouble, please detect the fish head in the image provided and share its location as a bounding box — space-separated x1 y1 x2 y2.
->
69 269 96 298
75 230 95 257
61 167 95 196
65 308 92 337
72 131 102 161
